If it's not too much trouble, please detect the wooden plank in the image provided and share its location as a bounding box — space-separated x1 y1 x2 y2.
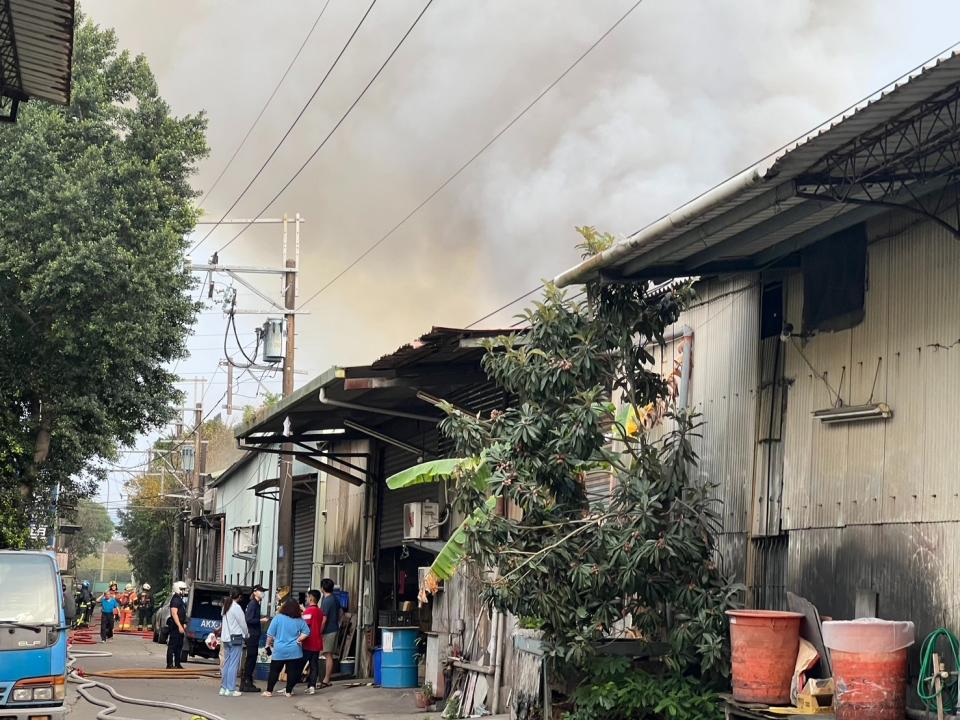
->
786 591 832 677
452 660 494 675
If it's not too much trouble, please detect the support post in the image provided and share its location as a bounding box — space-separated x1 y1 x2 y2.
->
276 214 297 598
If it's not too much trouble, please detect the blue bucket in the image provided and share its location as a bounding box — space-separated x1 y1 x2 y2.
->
373 647 383 686
380 627 418 688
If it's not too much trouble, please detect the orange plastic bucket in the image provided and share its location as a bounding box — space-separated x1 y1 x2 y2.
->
727 610 803 704
831 648 908 720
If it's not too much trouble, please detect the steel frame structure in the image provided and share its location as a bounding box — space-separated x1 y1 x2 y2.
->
796 83 960 237
0 0 23 122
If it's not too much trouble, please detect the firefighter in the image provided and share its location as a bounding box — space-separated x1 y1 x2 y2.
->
136 583 154 631
76 580 94 628
118 583 137 632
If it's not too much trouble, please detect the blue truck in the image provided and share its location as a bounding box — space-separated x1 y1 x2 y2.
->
0 550 68 719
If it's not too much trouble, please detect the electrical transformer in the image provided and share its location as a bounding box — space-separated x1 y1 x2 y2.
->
262 318 284 363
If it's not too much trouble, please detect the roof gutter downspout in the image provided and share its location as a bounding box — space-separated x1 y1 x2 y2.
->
317 389 440 423
553 165 768 287
678 326 694 410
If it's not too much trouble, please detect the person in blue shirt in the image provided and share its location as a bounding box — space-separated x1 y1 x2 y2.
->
98 583 120 642
262 597 310 697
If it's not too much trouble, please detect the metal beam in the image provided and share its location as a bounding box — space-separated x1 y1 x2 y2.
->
318 389 441 423
341 419 428 459
189 263 297 275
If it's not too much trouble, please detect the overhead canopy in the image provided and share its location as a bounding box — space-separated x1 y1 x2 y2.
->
554 47 960 285
0 0 75 121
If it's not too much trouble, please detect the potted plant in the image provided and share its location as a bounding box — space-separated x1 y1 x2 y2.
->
415 680 433 709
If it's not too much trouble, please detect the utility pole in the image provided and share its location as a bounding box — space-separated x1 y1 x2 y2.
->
276 213 298 599
185 403 203 583
188 214 304 597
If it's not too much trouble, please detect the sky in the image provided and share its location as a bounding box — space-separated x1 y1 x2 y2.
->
82 0 960 513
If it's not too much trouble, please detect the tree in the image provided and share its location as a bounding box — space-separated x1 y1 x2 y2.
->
117 464 176 589
389 228 740 679
0 12 208 542
62 499 114 564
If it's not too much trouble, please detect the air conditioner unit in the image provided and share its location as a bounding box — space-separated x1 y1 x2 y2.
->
321 564 344 588
404 501 440 541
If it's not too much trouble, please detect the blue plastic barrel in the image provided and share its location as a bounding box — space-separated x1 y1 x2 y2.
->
373 647 383 686
380 627 418 688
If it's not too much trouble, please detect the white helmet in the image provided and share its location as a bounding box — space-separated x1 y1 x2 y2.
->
173 581 188 595
142 583 151 591
125 583 134 592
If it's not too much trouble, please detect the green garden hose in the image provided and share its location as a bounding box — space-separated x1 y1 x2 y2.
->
918 627 960 714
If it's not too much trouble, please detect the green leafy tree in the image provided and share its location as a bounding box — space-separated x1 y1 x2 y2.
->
389 228 740 681
62 499 114 564
0 12 208 541
117 461 176 589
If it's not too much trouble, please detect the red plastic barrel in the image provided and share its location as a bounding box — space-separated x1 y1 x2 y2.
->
727 610 804 704
832 648 908 720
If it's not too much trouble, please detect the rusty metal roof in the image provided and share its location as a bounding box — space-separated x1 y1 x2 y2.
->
1 0 74 112
554 45 960 285
237 327 519 440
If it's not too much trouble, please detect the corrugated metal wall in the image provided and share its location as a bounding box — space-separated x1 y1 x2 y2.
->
654 274 760 583
780 212 960 531
679 208 960 643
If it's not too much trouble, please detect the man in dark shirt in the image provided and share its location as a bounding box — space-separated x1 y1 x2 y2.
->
166 581 188 670
240 584 266 692
319 578 341 688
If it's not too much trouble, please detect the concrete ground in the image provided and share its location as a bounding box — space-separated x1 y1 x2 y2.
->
65 631 507 720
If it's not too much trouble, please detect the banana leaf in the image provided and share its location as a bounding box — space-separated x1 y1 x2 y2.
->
386 457 468 490
427 496 498 581
386 455 491 491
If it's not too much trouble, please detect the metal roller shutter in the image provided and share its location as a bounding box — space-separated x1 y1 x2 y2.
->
292 496 316 596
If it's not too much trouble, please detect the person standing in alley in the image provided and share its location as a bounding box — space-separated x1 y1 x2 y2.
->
98 583 119 642
262 597 310 698
319 578 341 689
166 581 188 670
301 589 327 694
240 584 266 692
219 587 248 697
136 583 153 631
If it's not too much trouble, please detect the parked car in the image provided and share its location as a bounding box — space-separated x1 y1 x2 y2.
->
151 603 171 644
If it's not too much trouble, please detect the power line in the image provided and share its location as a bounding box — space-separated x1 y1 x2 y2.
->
294 0 644 311
197 0 332 208
215 0 436 255
189 0 380 254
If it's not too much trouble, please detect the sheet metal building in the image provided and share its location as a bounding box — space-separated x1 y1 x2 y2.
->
556 49 960 640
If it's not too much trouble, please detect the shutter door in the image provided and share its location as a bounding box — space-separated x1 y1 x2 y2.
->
381 445 441 549
292 495 316 596
214 526 224 583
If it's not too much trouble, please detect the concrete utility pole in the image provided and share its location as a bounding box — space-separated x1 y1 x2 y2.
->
276 213 299 599
188 214 304 597
185 403 203 583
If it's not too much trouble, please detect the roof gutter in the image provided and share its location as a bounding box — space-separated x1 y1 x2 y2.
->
553 164 769 287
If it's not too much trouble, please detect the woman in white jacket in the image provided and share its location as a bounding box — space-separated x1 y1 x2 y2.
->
219 588 249 696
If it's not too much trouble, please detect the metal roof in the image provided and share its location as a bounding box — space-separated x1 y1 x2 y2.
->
554 46 960 285
0 0 74 117
236 327 517 440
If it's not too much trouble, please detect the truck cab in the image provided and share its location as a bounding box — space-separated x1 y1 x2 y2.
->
0 551 67 719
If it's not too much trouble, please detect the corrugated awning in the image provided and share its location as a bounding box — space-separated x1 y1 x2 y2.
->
554 46 960 285
0 0 74 121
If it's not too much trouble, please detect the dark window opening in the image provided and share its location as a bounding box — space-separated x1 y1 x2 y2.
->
760 282 784 339
802 223 867 333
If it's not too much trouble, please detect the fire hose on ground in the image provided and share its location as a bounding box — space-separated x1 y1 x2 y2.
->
68 641 227 720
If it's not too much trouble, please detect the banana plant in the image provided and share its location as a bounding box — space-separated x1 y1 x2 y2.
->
386 455 495 585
